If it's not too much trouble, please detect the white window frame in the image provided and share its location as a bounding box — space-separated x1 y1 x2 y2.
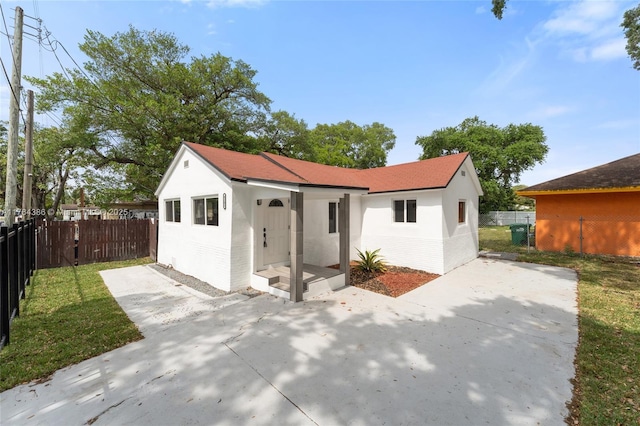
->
165 199 181 223
192 195 219 226
393 199 417 223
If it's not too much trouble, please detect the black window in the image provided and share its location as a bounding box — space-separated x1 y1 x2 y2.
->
394 199 417 223
194 199 205 225
207 198 219 226
329 202 337 233
394 200 405 222
407 199 417 223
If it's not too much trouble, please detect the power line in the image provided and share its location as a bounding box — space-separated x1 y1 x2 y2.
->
0 3 13 51
0 56 20 108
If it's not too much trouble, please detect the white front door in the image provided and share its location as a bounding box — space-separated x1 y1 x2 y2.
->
262 199 289 266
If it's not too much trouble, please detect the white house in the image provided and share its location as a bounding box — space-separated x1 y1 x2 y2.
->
155 142 483 301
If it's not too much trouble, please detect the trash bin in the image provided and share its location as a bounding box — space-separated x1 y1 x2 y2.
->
509 223 529 245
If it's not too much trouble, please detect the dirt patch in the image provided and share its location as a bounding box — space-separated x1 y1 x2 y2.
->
349 265 440 297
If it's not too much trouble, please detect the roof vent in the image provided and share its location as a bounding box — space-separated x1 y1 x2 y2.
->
461 170 466 176
184 160 189 169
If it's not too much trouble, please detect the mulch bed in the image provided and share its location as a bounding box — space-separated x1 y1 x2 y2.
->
349 265 440 297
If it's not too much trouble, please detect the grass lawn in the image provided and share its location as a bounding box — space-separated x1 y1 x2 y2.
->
481 226 640 425
0 258 152 392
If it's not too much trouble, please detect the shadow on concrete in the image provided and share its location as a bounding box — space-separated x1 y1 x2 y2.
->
1 261 579 425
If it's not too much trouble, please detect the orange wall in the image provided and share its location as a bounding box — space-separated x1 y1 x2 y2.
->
535 191 640 257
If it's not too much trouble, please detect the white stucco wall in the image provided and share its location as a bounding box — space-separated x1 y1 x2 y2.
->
360 190 445 274
303 199 340 267
229 183 254 290
441 158 481 273
157 148 236 291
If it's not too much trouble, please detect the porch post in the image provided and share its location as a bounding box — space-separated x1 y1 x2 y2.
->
339 193 350 286
290 191 304 302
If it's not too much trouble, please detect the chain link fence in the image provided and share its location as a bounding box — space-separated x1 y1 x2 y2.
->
535 213 640 257
479 211 536 227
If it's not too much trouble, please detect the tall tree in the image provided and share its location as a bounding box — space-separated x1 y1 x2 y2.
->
491 0 640 70
416 116 548 213
257 111 312 160
623 4 640 70
31 125 87 220
27 26 271 200
309 121 396 169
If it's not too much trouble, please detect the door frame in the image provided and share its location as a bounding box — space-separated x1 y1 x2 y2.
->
255 197 290 270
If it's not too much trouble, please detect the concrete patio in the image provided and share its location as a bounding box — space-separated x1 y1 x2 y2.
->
0 258 578 425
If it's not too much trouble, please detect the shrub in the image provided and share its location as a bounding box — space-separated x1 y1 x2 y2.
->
356 248 388 273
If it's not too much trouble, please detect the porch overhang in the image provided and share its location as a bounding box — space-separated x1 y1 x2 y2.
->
247 177 368 198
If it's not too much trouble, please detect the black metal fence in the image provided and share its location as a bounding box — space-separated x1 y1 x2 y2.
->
0 219 36 350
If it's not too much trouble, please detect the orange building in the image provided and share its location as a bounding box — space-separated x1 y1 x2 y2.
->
518 154 640 257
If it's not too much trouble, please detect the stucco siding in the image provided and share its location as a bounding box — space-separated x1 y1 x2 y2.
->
535 191 640 256
229 185 254 290
303 199 340 267
441 159 480 272
157 149 235 291
360 191 445 274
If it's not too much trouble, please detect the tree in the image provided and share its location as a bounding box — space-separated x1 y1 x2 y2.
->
512 184 536 210
30 125 87 220
415 116 548 213
491 0 640 70
27 26 271 200
308 121 396 169
622 4 640 70
257 111 312 160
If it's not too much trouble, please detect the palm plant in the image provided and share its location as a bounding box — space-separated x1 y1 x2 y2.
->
355 248 388 273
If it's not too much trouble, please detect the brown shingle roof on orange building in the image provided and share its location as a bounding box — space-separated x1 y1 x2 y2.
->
521 153 640 193
184 142 470 193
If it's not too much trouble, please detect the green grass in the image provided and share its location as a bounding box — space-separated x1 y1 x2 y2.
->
481 226 640 424
0 258 152 392
478 225 533 253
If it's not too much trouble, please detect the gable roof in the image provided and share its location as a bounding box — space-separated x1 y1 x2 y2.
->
157 142 474 195
520 153 640 196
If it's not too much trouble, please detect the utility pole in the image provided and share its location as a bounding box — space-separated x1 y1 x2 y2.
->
4 6 24 226
22 90 34 220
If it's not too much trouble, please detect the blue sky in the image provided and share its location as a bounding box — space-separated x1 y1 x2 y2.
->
1 0 639 186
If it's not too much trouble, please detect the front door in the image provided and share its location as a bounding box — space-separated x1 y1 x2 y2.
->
262 199 289 266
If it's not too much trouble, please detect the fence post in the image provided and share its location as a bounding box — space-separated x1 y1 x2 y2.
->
526 215 530 253
1 226 9 347
579 216 584 257
10 224 19 316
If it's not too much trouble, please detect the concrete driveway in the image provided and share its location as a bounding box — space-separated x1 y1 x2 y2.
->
0 258 578 425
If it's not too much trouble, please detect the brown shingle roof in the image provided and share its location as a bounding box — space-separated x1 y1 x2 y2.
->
183 142 307 184
184 142 469 193
522 153 640 193
358 153 469 194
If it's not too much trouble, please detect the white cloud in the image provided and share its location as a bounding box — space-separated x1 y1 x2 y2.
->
540 0 629 64
527 104 573 120
477 37 538 95
207 0 267 9
207 23 217 35
543 1 619 36
590 37 627 61
596 118 638 129
475 6 486 15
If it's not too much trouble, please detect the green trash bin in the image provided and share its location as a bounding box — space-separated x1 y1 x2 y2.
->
509 223 529 245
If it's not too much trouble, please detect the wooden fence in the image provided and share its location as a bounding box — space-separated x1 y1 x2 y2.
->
37 219 154 269
1 220 36 349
